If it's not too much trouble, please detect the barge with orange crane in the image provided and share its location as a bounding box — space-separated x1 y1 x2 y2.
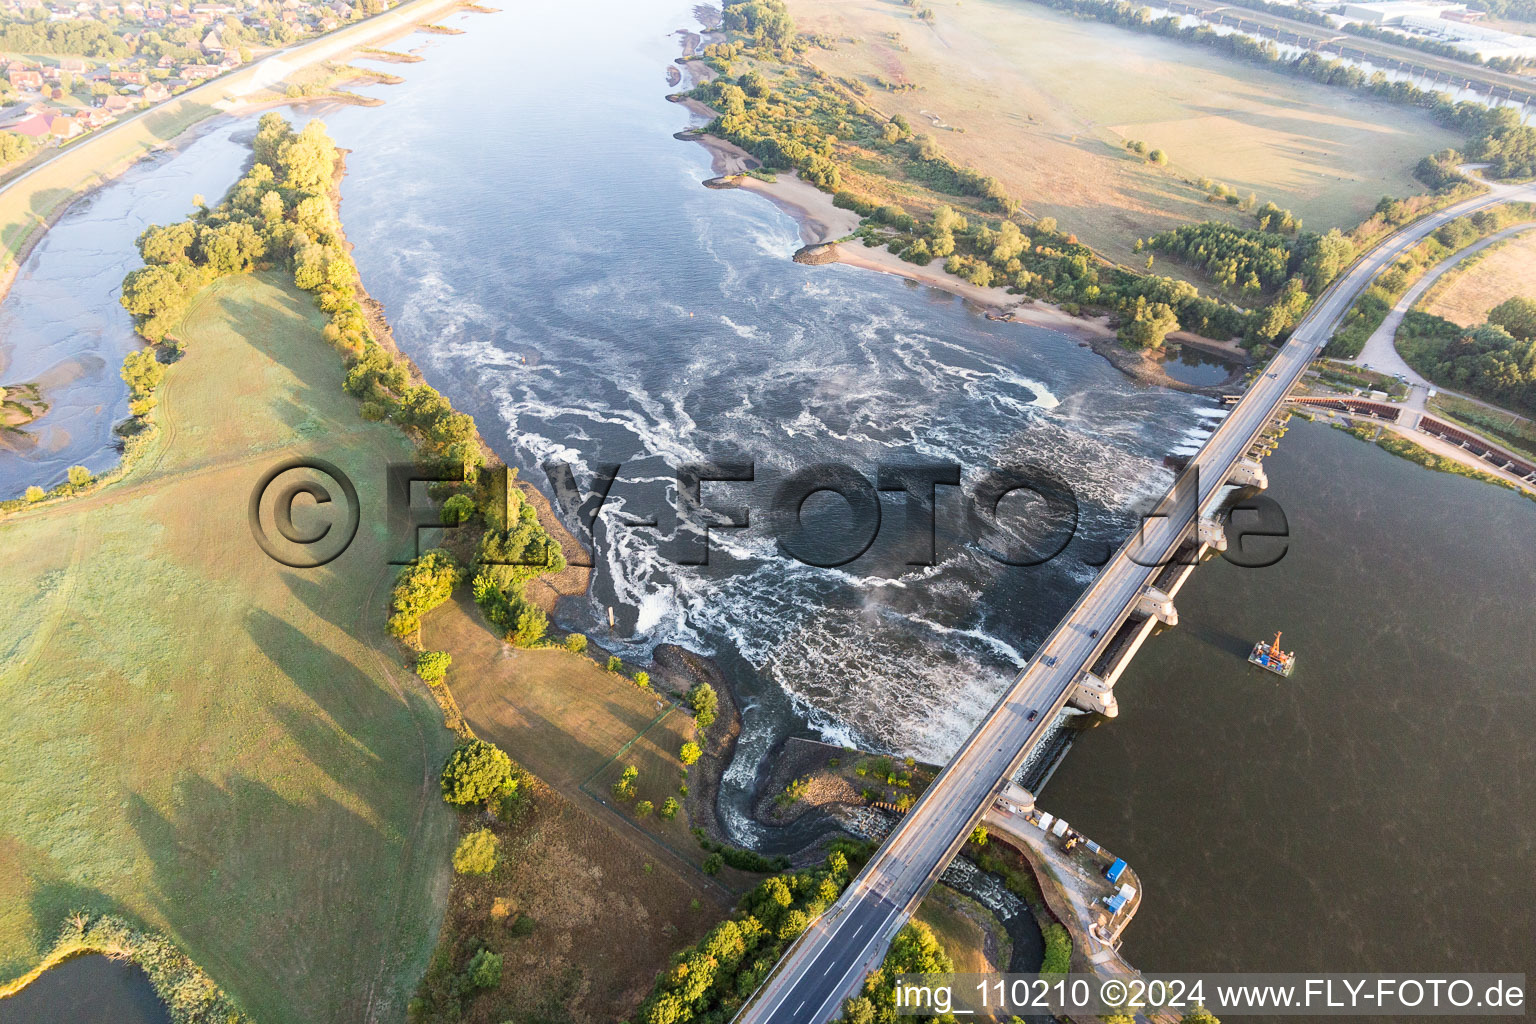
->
1249 631 1296 677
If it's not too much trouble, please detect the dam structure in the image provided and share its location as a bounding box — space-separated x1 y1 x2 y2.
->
732 179 1536 1024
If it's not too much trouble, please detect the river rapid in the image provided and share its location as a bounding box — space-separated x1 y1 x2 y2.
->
2 0 1528 1003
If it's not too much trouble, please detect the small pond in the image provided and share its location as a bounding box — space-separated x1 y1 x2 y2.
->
1158 343 1241 386
0 955 170 1024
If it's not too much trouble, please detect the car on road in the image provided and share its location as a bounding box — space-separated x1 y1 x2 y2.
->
1026 709 1038 722
1089 628 1100 638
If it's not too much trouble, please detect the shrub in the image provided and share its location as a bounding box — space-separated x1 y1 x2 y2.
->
606 654 623 673
464 948 502 989
416 650 451 684
703 852 724 875
565 632 588 653
441 740 515 806
660 797 680 820
679 741 702 766
635 800 654 818
970 825 988 846
387 548 460 637
1041 922 1072 974
452 828 501 875
441 493 475 526
66 465 92 488
633 670 650 689
24 486 44 503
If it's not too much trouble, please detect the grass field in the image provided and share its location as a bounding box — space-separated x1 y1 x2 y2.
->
1421 227 1536 327
418 590 752 1020
423 780 729 1023
786 0 1459 263
0 272 458 1022
427 597 744 879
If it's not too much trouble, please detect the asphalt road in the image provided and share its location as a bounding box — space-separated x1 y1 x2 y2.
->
734 182 1536 1024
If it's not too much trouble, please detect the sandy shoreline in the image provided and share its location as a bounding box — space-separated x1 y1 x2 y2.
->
668 64 1245 394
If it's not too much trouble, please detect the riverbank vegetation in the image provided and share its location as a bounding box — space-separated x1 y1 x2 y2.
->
633 844 864 1024
690 0 1522 357
2 914 247 1023
1397 304 1536 417
1340 420 1534 497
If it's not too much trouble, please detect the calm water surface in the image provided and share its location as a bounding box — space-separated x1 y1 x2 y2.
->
0 955 168 1024
1048 420 1536 982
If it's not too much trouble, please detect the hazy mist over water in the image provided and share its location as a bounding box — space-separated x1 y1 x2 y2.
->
7 0 1529 1003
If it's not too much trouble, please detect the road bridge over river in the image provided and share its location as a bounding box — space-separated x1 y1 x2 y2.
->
736 179 1536 1024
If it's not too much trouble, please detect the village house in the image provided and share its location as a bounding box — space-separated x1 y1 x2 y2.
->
142 80 169 102
110 68 148 84
7 67 43 92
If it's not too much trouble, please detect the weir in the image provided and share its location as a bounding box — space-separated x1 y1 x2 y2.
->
734 177 1536 1024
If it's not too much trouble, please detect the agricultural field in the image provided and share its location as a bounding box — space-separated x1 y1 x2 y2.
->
1420 226 1536 327
786 0 1460 263
0 272 458 1021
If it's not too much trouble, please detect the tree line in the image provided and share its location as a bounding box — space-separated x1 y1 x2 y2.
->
633 844 865 1024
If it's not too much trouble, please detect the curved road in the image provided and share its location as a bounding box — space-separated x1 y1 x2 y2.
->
735 179 1536 1024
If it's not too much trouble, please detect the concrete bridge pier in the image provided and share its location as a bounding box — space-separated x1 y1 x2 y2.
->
1198 515 1227 553
1134 586 1177 626
1231 457 1269 490
1068 670 1119 717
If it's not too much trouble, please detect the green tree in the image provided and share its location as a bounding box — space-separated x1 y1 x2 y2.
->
703 852 724 875
607 654 623 673
613 764 638 801
416 650 451 684
679 741 702 766
689 682 719 731
511 603 547 648
1488 296 1536 341
452 828 501 875
441 493 475 526
635 800 654 818
1117 297 1179 350
120 349 164 399
463 948 502 989
970 825 988 846
66 466 92 488
633 670 650 689
24 485 44 503
387 548 460 636
565 632 588 653
659 797 680 820
441 739 514 806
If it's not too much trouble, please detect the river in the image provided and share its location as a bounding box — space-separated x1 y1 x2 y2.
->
0 0 1529 1013
1046 418 1536 985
